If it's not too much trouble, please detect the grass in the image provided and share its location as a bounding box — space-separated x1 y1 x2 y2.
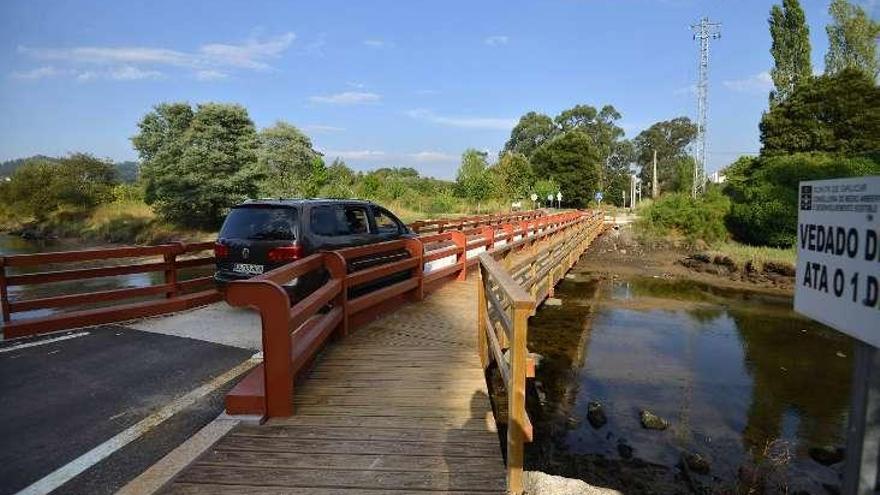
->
704 241 796 270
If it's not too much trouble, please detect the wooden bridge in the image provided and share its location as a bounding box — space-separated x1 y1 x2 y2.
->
0 209 604 494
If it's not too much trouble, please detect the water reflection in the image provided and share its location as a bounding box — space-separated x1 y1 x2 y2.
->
526 273 853 494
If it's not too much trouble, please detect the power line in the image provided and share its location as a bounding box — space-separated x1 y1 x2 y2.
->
691 17 721 198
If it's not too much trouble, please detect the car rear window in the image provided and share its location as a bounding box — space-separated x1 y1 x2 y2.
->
219 206 297 241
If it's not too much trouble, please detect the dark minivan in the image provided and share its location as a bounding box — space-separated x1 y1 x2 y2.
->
214 199 412 289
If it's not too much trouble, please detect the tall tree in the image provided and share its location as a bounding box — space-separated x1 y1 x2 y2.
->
491 152 534 200
503 112 558 158
530 130 601 207
132 102 262 228
769 0 813 104
825 0 880 79
760 68 880 155
257 121 322 197
455 149 493 207
633 117 698 197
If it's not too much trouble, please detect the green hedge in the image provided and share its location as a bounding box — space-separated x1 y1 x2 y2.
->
637 188 731 244
724 152 880 247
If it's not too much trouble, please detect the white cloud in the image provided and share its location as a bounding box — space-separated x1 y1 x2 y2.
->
484 35 509 46
10 66 66 79
323 150 386 160
194 69 228 81
309 91 381 105
303 124 345 133
414 89 439 95
405 109 516 131
409 151 456 162
723 71 773 93
14 32 295 81
363 39 393 48
108 65 163 80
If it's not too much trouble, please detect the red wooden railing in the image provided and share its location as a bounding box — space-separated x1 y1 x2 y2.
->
409 210 545 234
0 242 220 338
224 210 593 418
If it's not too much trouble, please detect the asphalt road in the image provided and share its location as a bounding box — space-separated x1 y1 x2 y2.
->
0 325 253 495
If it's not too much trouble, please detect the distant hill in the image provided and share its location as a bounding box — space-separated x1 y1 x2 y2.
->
0 155 139 183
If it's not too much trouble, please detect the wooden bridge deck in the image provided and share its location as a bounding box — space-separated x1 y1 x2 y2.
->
161 277 507 494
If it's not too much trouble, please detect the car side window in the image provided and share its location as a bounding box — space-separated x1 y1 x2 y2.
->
374 207 402 234
310 206 338 236
341 206 370 235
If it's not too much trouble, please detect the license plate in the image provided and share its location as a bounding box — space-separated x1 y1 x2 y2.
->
233 263 264 275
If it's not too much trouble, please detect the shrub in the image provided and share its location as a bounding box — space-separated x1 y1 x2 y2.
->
724 152 880 247
637 188 731 244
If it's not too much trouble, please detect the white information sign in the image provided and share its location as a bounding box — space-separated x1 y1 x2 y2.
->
795 176 880 347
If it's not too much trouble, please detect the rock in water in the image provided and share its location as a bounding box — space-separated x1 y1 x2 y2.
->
586 401 607 429
617 441 634 459
545 298 562 306
809 446 845 466
683 452 711 475
639 410 669 430
523 471 623 495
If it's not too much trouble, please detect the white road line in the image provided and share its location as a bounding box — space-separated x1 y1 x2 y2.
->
15 356 260 495
0 332 90 354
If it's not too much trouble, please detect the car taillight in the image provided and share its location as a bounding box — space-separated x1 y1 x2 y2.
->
214 242 229 258
268 244 303 262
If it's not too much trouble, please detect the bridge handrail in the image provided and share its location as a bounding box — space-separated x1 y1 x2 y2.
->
408 209 545 234
476 211 604 494
0 241 219 338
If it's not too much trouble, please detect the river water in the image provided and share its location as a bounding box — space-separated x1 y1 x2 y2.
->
0 234 211 322
525 268 853 494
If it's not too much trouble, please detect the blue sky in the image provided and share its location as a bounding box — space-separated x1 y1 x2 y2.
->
0 0 876 179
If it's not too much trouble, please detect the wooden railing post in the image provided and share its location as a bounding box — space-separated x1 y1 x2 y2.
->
450 231 468 281
164 243 183 299
480 226 495 250
477 266 489 369
508 303 531 494
323 252 349 337
0 257 9 324
226 281 293 417
405 238 425 301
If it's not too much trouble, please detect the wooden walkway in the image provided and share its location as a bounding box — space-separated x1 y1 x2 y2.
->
161 277 507 494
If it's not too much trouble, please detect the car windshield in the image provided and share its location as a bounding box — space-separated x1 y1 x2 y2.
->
219 206 297 241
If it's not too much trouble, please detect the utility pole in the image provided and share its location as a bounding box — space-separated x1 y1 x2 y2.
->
691 16 721 199
652 150 658 199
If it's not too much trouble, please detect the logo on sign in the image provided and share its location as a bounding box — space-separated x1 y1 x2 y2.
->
800 185 812 211
242 247 250 259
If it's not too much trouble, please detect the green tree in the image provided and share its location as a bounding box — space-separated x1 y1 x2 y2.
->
1 154 117 219
533 178 560 207
825 0 880 79
531 130 601 207
769 0 812 104
724 152 880 246
604 140 635 206
321 158 357 198
554 104 624 160
491 152 534 200
503 112 558 158
455 149 493 208
633 117 698 197
132 102 262 228
257 121 321 197
759 68 880 155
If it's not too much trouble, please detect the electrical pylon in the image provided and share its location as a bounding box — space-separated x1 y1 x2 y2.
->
691 17 721 198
